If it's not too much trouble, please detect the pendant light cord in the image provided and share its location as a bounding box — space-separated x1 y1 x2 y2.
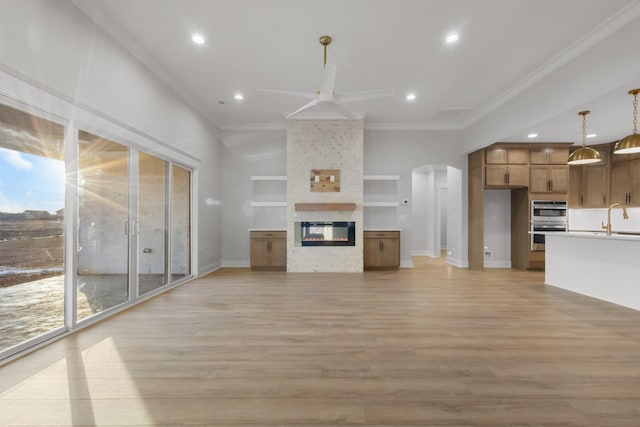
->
632 91 638 135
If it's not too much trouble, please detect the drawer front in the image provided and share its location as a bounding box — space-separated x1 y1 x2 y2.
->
251 231 286 239
364 231 400 239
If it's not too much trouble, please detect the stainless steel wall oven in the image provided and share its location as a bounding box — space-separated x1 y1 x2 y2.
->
530 200 567 251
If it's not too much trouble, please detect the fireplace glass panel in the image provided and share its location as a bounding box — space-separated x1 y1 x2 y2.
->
295 221 355 246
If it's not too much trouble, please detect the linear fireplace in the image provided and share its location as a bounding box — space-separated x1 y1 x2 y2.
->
294 221 356 246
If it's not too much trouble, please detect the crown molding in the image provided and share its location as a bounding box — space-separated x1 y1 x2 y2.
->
463 0 640 128
68 0 222 131
221 120 464 132
364 122 462 131
221 122 287 132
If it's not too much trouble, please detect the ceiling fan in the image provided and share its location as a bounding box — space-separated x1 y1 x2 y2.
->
258 35 394 119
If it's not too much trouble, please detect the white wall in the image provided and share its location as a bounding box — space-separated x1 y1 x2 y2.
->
221 128 468 268
0 0 222 275
220 130 287 266
411 165 448 258
411 170 430 255
483 189 512 268
365 130 468 268
445 166 465 267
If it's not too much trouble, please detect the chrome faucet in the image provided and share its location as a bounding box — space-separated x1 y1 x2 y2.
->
601 203 629 235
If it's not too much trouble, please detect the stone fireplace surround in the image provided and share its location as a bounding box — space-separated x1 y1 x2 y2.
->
286 120 364 272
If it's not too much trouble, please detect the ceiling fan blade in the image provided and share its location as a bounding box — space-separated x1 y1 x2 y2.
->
324 102 358 119
257 88 317 100
319 63 337 98
335 89 394 104
286 99 319 119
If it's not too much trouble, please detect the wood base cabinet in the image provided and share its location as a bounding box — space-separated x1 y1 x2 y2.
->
250 231 286 270
364 231 400 269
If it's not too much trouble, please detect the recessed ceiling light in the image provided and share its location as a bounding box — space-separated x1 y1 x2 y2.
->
445 33 459 44
586 133 596 138
191 33 205 45
234 93 244 101
528 133 538 138
406 93 416 101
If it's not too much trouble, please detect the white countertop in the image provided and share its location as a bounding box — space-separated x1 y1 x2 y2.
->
547 231 640 241
248 228 286 231
364 228 402 231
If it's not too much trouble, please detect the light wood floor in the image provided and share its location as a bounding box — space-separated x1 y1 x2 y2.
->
2 256 640 426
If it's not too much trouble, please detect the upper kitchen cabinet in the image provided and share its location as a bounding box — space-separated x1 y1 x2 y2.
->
530 165 569 193
485 165 529 187
568 144 609 208
484 146 529 188
530 148 569 164
485 147 528 165
610 158 640 206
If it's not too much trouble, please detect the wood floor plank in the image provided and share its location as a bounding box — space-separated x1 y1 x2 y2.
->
1 256 640 425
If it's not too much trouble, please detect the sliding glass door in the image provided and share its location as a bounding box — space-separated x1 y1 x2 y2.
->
171 164 191 283
138 152 167 295
0 103 194 360
0 104 65 353
77 131 130 321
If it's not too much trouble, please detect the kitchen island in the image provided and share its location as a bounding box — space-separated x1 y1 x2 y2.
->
545 232 640 311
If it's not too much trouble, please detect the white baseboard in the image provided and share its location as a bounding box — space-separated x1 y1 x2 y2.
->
221 260 251 268
400 260 414 268
411 250 439 258
446 256 468 268
198 262 221 277
484 260 512 268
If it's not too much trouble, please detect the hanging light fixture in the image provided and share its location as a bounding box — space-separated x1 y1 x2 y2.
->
568 110 601 165
614 89 640 154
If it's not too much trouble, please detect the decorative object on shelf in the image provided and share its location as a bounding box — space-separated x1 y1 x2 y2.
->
568 111 601 165
310 169 340 192
294 202 356 211
257 35 393 120
614 89 640 154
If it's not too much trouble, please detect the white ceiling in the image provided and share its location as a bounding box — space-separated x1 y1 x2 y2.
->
70 0 640 148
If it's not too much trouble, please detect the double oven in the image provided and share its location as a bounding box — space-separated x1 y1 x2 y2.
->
530 200 568 251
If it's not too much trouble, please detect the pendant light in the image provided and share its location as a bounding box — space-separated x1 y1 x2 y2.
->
614 89 640 154
568 110 601 165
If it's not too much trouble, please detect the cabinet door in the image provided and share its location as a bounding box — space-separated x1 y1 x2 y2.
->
485 166 507 186
548 149 569 164
380 238 400 267
530 166 550 193
548 166 568 192
584 165 608 207
530 166 568 192
630 159 640 206
530 148 568 164
364 238 382 268
507 165 529 186
610 162 629 205
507 149 529 164
270 239 287 267
250 238 271 268
485 148 528 164
568 166 584 207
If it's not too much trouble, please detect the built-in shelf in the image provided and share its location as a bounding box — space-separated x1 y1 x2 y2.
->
363 201 400 207
364 175 400 181
250 201 287 207
250 175 287 181
294 202 356 211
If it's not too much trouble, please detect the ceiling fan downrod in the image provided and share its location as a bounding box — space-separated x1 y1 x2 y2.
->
319 35 332 66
